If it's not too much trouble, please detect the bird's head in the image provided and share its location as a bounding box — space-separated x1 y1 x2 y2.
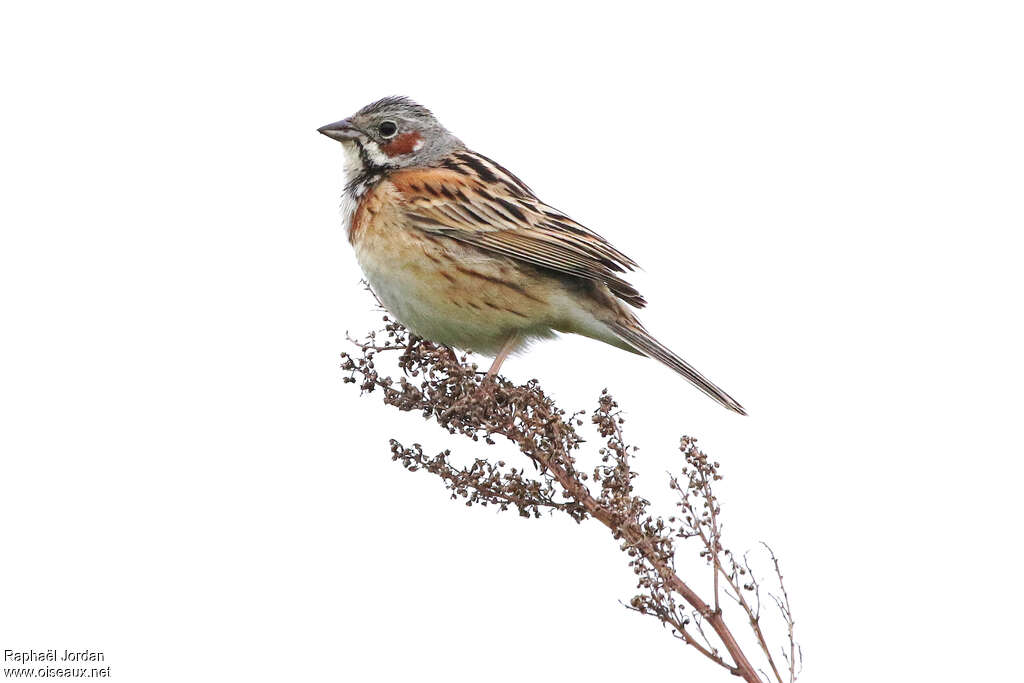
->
318 96 462 173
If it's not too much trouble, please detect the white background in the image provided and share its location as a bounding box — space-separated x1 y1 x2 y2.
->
2 2 1022 681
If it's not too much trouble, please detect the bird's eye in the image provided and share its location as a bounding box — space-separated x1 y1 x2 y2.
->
379 121 398 138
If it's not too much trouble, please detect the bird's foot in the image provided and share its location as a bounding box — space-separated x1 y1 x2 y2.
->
476 374 499 400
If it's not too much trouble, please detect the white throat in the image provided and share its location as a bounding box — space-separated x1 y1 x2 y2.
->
339 141 365 186
337 140 390 236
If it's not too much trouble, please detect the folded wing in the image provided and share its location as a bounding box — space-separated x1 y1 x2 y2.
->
390 150 646 308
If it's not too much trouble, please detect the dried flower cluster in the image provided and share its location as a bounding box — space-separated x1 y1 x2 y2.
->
341 311 800 683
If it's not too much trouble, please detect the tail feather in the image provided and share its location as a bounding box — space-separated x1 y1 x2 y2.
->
608 322 747 415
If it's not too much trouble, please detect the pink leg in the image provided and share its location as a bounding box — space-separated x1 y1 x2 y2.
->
486 335 519 379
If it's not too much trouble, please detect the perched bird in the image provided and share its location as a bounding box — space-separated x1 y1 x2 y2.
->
319 96 746 414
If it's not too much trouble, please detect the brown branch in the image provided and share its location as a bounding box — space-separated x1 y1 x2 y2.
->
389 441 587 520
341 315 799 683
544 439 761 681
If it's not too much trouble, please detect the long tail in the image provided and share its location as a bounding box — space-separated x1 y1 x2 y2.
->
607 321 747 415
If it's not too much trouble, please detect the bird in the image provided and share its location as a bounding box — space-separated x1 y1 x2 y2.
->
318 96 746 415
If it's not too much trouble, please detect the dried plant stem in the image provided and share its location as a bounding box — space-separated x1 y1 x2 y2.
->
534 438 760 681
341 313 798 682
577 473 761 679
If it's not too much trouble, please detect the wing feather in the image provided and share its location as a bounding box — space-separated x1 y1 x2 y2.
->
392 152 646 308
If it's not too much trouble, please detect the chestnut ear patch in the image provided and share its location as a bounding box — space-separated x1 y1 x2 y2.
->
382 131 423 157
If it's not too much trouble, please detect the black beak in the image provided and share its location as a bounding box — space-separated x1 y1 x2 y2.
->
317 118 363 141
